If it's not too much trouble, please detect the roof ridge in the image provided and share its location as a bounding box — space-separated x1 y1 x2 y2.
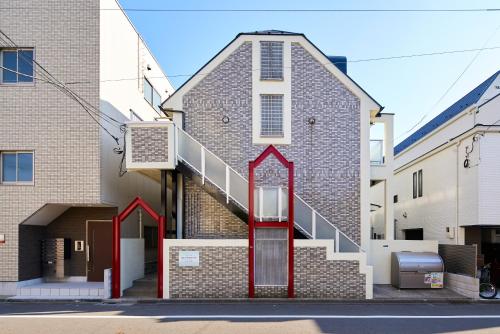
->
394 70 500 155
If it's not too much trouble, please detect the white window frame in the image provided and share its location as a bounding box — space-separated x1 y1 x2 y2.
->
260 94 284 137
0 48 35 85
252 37 291 145
0 151 35 185
260 41 284 81
143 76 162 115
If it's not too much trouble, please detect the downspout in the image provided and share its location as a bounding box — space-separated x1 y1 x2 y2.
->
455 142 460 245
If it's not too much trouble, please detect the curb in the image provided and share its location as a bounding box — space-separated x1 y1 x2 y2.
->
2 297 498 304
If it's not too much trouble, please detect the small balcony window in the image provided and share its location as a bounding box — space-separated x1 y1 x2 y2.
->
1 151 34 184
1 49 34 84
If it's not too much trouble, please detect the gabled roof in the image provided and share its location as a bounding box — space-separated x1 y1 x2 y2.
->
394 70 500 156
161 31 383 112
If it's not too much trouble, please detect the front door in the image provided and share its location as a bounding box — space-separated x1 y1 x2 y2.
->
87 220 112 282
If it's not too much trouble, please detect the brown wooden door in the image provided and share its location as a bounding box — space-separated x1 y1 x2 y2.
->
87 220 113 282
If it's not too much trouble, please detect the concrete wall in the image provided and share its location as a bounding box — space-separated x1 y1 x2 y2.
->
369 240 438 284
164 239 372 299
120 238 145 294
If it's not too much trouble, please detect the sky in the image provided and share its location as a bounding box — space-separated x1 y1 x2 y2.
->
118 0 500 143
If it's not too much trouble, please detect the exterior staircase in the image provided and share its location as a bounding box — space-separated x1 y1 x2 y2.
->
122 274 157 298
127 122 361 252
175 127 361 252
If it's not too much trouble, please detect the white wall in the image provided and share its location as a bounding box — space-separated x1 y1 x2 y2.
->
120 238 145 295
394 144 460 243
478 133 500 226
369 239 438 284
370 181 386 238
98 0 174 237
99 0 174 122
395 109 476 169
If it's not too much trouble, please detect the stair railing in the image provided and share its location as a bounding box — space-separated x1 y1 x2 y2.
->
176 126 361 253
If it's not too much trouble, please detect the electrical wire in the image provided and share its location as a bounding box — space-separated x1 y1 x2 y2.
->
1 7 499 13
0 29 129 176
395 24 500 141
57 45 500 85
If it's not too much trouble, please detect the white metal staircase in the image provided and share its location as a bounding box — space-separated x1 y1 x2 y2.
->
175 127 361 253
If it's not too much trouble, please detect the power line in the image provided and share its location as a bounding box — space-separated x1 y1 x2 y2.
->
395 24 500 141
2 7 499 13
59 45 500 85
0 30 124 141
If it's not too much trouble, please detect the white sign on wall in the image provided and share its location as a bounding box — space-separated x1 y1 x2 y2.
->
179 251 200 267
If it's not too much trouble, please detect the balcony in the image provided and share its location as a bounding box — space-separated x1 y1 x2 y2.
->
370 139 384 166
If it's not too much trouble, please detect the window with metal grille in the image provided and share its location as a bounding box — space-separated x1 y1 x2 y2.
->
260 41 283 80
260 95 284 137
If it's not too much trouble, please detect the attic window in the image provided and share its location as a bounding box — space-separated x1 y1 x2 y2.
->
260 41 283 80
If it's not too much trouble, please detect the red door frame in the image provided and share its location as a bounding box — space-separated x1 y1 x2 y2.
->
112 197 165 299
248 145 294 298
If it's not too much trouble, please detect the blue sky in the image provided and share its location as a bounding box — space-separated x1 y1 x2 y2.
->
118 0 500 143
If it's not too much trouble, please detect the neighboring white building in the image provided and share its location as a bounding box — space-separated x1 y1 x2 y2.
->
392 71 500 262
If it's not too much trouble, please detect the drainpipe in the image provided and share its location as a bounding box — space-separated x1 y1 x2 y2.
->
455 142 460 245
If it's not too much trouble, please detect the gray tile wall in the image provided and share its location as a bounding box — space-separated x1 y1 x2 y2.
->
184 179 248 239
168 245 365 299
0 0 101 281
131 127 169 163
181 41 361 243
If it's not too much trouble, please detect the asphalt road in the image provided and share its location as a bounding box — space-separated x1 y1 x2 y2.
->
1 301 500 334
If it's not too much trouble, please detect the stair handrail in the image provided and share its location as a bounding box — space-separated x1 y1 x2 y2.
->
175 126 362 253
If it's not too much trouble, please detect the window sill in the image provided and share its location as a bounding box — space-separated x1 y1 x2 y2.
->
0 182 34 186
0 82 35 86
260 78 284 82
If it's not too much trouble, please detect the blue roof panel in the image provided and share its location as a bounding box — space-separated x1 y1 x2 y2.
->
394 71 500 155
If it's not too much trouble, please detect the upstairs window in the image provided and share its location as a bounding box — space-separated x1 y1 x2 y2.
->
412 169 423 199
260 41 283 80
1 49 34 84
260 95 283 137
143 77 161 114
1 151 34 184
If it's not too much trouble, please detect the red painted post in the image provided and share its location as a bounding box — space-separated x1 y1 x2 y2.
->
288 162 294 298
248 161 255 298
157 216 165 299
112 216 120 298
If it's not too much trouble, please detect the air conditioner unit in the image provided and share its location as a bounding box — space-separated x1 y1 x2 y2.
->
446 227 455 239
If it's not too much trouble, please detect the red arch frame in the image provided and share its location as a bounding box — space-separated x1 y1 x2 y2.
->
112 197 165 298
249 145 294 298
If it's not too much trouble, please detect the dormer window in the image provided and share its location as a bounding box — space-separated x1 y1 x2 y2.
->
260 41 283 80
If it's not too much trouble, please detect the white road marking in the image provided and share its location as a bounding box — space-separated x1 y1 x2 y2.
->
1 314 500 319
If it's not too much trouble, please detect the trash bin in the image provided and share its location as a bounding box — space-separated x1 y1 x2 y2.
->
391 252 444 289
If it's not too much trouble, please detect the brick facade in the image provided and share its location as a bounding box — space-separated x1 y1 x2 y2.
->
167 242 366 299
169 246 248 298
184 179 248 239
181 41 361 243
131 127 169 163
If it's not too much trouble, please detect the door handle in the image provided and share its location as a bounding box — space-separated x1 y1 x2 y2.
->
86 244 90 262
